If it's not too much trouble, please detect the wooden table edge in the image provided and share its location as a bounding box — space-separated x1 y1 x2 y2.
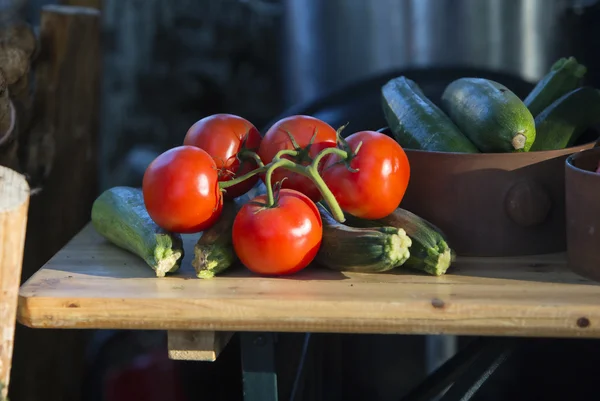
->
16 296 599 339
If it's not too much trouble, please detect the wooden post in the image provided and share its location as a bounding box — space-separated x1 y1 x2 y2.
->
9 5 101 401
0 166 29 399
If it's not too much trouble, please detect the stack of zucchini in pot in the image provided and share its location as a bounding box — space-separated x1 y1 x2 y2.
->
382 57 600 154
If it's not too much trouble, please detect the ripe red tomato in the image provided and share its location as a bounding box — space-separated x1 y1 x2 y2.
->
142 146 223 233
258 115 338 201
322 131 410 219
183 114 262 199
232 189 323 275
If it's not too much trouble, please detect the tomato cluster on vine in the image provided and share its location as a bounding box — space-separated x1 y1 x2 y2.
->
142 113 411 275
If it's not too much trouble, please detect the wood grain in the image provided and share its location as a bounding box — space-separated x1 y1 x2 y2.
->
9 6 101 401
17 223 600 339
0 166 29 398
168 331 234 361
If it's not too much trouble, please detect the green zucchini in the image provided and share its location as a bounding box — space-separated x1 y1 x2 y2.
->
524 57 587 117
192 181 267 278
91 186 184 277
346 208 454 276
530 87 600 151
441 78 536 152
315 203 411 273
191 202 238 279
381 76 479 153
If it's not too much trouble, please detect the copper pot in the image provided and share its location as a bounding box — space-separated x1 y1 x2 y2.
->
378 128 595 256
565 147 600 282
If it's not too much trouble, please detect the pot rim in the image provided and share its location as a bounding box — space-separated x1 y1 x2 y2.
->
377 126 597 158
566 146 600 176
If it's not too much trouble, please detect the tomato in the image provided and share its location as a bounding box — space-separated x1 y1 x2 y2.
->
258 115 338 201
232 189 323 275
142 146 223 233
321 131 410 219
183 113 262 199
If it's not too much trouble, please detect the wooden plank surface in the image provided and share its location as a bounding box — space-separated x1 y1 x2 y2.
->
17 223 600 338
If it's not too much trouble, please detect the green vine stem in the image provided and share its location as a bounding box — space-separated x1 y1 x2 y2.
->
312 146 353 170
263 158 291 206
238 148 264 168
274 148 300 160
262 146 352 222
219 145 360 223
219 164 268 189
219 149 300 190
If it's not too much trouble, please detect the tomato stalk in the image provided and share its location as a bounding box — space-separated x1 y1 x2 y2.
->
219 149 297 190
217 149 300 190
274 148 301 160
219 164 268 189
238 148 264 168
219 145 360 223
262 147 352 222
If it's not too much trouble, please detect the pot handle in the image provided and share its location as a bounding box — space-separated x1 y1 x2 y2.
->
504 180 552 227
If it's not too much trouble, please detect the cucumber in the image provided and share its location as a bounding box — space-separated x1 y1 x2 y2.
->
381 76 480 153
192 182 267 279
524 57 587 117
441 78 536 152
530 87 600 151
346 208 454 276
315 203 411 273
91 186 184 277
191 202 238 279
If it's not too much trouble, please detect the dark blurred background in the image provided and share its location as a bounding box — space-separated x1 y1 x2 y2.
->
20 0 600 190
5 0 600 400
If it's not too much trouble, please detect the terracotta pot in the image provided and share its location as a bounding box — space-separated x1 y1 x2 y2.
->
378 127 596 256
565 147 600 282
